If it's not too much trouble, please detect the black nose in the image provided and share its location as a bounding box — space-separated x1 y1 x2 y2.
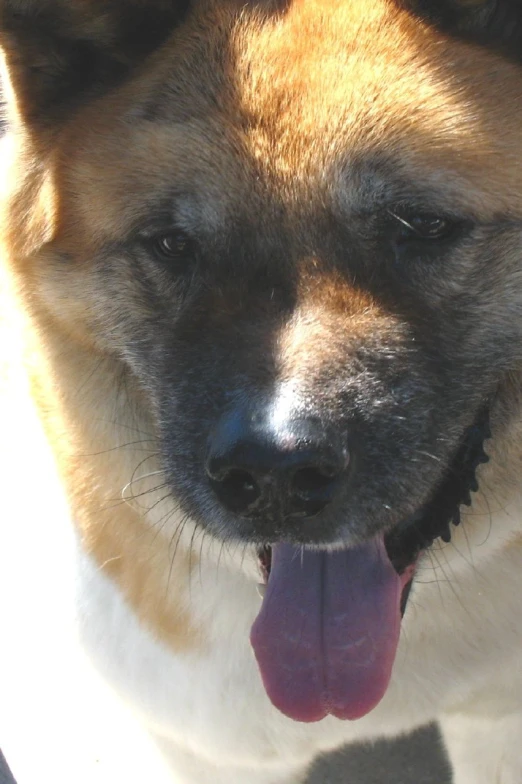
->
205 403 349 519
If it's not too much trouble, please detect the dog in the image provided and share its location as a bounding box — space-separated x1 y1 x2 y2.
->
2 0 522 782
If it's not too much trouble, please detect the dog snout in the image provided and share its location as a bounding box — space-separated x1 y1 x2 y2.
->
205 402 350 521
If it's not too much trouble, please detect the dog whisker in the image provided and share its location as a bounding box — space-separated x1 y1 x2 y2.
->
121 463 163 500
75 439 158 458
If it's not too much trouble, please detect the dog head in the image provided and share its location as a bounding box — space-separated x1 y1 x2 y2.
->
2 0 522 721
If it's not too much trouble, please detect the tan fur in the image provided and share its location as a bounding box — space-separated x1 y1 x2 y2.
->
23 324 203 651
2 3 522 780
279 272 392 381
4 0 522 658
233 0 522 214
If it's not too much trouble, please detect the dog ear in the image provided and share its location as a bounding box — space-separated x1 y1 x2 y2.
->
401 0 495 28
401 0 522 61
0 0 190 125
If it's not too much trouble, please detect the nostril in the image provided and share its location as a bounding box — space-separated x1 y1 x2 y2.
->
288 462 344 518
210 468 261 515
292 465 339 497
206 405 350 521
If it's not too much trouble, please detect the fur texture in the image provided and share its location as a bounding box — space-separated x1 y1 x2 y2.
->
2 0 522 781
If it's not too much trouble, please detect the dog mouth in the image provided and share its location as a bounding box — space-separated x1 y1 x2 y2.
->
250 406 491 724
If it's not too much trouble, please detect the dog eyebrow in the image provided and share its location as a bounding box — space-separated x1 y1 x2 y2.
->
121 195 232 250
335 158 480 221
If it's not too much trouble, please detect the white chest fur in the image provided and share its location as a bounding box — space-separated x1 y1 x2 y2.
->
76 501 522 782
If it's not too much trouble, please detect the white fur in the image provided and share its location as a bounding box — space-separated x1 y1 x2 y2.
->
75 486 522 783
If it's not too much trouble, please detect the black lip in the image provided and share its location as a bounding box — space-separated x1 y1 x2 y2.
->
384 403 491 576
258 545 272 583
400 577 414 617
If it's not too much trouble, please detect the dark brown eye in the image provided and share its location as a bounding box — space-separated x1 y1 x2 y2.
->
150 231 194 262
390 211 458 243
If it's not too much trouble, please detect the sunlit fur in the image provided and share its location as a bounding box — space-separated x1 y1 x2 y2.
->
2 0 522 782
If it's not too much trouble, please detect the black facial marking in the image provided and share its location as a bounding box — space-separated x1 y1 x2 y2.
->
0 0 190 122
400 0 522 63
385 404 491 574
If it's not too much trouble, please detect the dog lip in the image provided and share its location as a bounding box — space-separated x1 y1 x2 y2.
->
258 545 272 583
384 402 491 572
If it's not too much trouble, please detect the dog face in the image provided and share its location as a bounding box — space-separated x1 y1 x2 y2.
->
3 0 522 553
4 0 522 725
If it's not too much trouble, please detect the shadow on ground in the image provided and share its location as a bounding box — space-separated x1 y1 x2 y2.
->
0 752 15 784
307 724 451 784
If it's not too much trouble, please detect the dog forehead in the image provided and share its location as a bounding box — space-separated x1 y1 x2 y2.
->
234 0 422 143
64 0 522 236
158 0 521 195
150 0 460 169
228 0 521 190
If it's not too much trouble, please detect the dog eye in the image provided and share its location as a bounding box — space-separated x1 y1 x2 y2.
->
149 231 195 262
389 211 459 243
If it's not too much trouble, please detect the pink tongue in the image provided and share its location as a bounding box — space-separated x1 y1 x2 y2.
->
250 538 402 722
